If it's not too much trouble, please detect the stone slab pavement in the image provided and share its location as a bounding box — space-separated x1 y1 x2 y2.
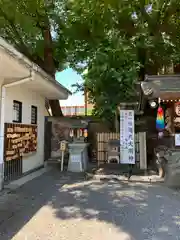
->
0 168 180 239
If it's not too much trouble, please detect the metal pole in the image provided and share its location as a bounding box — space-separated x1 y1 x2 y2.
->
61 151 64 172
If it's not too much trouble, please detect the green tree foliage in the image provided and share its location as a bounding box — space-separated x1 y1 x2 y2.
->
67 0 180 72
0 0 68 116
66 0 180 120
1 0 180 120
84 39 139 122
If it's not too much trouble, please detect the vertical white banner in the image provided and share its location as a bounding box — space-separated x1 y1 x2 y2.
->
120 110 135 164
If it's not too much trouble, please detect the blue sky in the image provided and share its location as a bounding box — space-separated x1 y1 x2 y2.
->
55 68 84 106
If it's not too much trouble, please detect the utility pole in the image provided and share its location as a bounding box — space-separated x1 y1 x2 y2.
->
84 87 87 116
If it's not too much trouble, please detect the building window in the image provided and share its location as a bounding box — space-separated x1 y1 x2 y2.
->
71 106 75 115
66 107 71 116
13 100 22 123
31 106 37 124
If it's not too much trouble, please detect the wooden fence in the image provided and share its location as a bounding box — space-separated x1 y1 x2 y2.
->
96 132 146 168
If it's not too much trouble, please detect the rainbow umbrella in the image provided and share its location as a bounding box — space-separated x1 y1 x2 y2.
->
156 106 165 131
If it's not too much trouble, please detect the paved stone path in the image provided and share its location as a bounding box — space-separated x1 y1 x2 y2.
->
0 169 180 239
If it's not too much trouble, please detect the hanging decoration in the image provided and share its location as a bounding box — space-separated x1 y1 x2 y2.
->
156 99 165 131
158 131 164 138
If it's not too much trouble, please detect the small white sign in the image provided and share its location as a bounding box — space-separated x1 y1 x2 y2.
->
175 102 180 116
60 140 66 151
175 134 180 146
120 110 135 164
71 154 80 162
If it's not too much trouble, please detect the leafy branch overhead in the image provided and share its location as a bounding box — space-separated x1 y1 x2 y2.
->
65 0 180 119
1 0 180 119
0 0 68 72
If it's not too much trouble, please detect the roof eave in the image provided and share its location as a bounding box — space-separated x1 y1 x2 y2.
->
0 37 72 96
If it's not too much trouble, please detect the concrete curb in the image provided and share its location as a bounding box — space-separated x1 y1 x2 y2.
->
85 172 164 183
3 166 52 192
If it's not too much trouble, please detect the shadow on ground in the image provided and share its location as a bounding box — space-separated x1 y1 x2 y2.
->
0 168 180 239
49 178 180 239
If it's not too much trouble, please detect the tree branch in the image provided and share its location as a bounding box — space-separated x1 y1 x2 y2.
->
0 7 53 72
0 8 33 57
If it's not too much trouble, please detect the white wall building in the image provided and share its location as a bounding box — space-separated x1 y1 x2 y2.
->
0 38 71 190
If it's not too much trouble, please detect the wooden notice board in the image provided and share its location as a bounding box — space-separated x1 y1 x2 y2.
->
4 123 37 161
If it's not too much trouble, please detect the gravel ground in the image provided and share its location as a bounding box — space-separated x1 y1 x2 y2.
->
0 168 180 240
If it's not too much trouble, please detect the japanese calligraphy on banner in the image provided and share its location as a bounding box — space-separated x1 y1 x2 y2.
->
120 110 135 164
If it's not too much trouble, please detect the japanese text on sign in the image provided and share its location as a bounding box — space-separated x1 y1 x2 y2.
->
120 110 135 164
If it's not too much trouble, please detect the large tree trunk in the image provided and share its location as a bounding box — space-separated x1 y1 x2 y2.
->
41 14 63 116
138 47 146 82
